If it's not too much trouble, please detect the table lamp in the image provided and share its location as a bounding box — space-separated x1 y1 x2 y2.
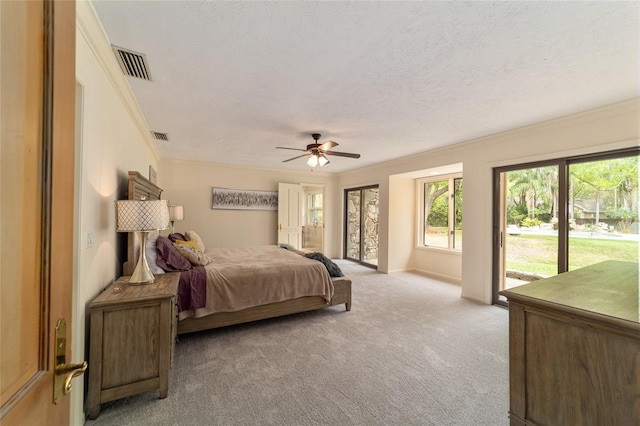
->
168 205 184 234
115 199 169 284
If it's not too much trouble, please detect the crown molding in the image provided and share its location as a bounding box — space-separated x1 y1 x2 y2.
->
339 98 640 179
159 157 339 180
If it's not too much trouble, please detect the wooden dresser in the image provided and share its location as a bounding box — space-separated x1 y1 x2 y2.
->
87 272 180 419
500 260 639 426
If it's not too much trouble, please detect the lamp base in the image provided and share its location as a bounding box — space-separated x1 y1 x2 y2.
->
129 231 155 284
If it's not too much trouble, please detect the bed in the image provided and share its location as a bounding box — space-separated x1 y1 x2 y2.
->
122 171 352 335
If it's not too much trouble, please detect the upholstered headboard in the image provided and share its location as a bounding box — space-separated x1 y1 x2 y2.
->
123 171 163 275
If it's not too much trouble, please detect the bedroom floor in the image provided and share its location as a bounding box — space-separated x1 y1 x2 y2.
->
85 261 509 426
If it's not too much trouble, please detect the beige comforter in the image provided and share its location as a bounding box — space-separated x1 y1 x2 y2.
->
180 246 334 320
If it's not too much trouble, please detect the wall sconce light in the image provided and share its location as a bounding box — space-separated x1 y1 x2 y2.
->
115 199 169 284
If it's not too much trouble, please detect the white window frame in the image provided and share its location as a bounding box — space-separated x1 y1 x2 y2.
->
416 173 463 251
305 190 323 226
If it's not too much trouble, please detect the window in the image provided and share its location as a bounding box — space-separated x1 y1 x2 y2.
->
418 175 463 250
306 192 323 225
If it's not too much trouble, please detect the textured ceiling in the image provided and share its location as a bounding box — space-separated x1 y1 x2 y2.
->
91 1 639 173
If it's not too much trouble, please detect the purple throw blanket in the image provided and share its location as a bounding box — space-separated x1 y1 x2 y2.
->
177 266 207 312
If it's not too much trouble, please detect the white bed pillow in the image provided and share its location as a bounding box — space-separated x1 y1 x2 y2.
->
145 232 165 274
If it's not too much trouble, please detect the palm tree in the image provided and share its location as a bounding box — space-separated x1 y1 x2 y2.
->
508 168 547 220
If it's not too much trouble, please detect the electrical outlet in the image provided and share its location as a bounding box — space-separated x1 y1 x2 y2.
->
86 232 94 248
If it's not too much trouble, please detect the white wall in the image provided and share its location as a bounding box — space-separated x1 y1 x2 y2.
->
73 3 159 424
158 159 340 257
336 99 640 302
413 248 462 283
388 176 415 272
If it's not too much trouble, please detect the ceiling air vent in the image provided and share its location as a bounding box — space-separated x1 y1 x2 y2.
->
151 131 169 142
112 45 152 81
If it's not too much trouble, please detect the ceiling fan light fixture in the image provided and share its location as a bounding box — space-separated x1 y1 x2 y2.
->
307 155 319 168
277 133 360 169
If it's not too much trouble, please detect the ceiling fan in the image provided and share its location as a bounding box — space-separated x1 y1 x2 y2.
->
276 133 361 168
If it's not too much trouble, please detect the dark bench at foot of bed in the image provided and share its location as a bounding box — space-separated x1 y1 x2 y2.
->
177 277 351 335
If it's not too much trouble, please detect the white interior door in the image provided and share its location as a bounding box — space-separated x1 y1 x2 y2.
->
278 183 303 249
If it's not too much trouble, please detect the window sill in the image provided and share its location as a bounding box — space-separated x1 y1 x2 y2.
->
415 245 462 255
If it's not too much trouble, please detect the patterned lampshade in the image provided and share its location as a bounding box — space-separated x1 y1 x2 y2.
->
168 205 184 221
115 200 170 232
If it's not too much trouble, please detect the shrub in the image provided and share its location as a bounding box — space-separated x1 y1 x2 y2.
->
537 212 552 223
507 204 527 225
521 217 542 228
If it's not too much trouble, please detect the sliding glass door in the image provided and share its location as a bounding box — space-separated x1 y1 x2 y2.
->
495 165 560 298
567 155 639 270
344 186 379 268
493 148 639 305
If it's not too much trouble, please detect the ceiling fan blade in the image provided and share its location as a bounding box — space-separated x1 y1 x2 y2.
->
324 151 361 159
282 153 310 163
276 146 308 152
318 140 338 151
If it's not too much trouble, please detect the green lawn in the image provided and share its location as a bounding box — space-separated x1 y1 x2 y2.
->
423 227 463 249
506 234 639 276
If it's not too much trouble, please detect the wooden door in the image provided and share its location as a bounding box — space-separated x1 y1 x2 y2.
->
277 183 303 249
0 1 77 424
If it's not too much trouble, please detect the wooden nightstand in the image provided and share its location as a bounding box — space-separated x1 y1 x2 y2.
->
87 272 180 419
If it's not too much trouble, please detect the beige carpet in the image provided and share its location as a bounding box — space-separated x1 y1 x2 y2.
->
87 261 509 425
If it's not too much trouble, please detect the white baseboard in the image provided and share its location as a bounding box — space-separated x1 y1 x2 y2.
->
408 268 462 285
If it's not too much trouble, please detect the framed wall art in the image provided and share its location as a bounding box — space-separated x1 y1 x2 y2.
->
211 187 278 211
148 165 157 184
